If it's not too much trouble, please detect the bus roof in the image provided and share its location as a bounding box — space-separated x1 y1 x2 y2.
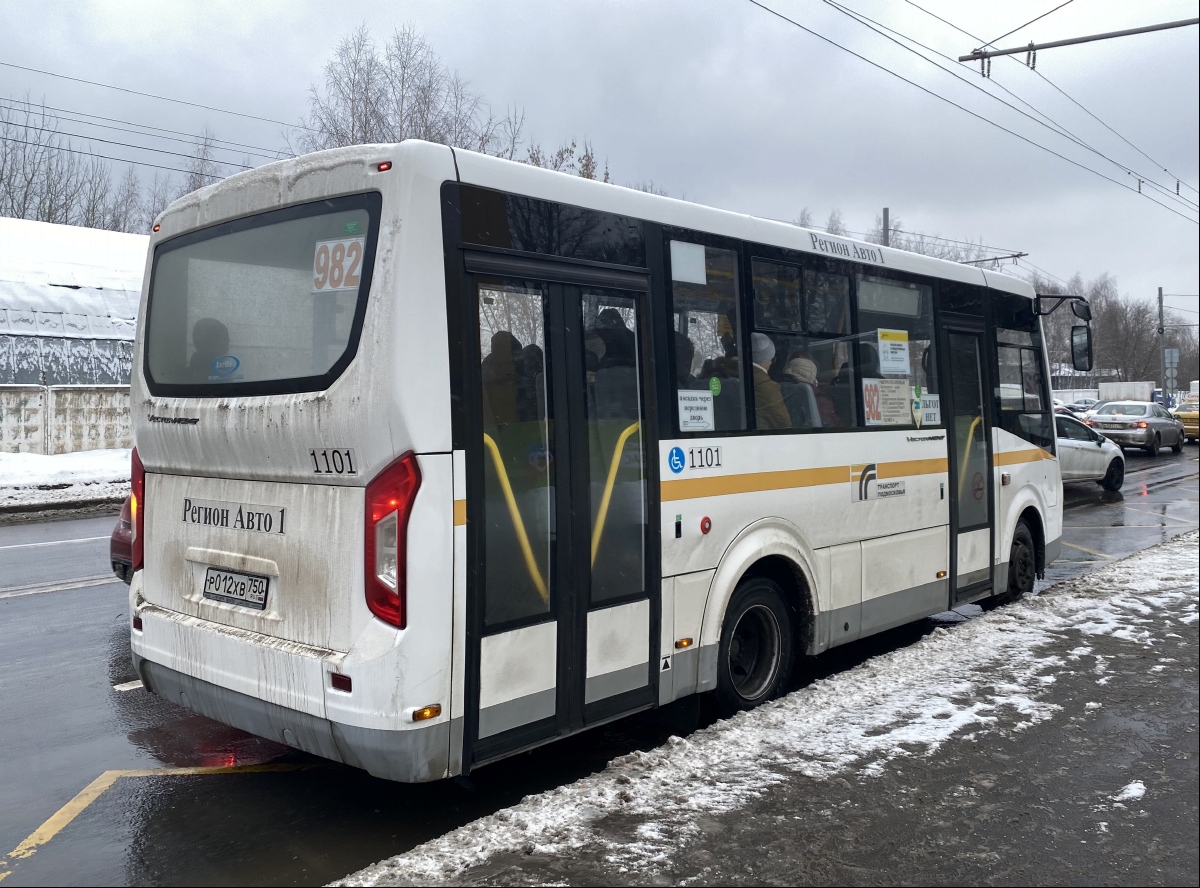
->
160 140 1035 300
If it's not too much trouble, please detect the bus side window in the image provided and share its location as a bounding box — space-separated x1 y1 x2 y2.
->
668 241 745 434
749 259 852 430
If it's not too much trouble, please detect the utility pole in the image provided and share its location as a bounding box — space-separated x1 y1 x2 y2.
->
882 208 889 247
1158 286 1166 403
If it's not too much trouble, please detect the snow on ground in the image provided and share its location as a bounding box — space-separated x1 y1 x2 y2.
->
1112 780 1147 802
0 448 130 509
337 531 1199 887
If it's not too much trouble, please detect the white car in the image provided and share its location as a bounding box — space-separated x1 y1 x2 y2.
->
1056 414 1124 490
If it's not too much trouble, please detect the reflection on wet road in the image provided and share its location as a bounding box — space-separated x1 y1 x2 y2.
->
0 448 1196 886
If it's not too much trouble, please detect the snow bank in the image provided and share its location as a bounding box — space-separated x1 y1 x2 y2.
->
0 448 130 509
337 531 1199 887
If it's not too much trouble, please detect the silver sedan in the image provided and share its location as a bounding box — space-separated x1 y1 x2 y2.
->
1057 414 1125 489
1086 401 1185 457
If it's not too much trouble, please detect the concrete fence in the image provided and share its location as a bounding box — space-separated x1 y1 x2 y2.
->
0 385 131 454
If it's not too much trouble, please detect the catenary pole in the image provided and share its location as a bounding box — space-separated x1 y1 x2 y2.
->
882 208 890 247
1159 287 1166 402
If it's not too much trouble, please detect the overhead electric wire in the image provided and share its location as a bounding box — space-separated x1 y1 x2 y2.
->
1014 257 1072 287
0 59 310 132
822 0 1198 212
12 122 254 170
0 96 286 160
901 0 1199 197
744 0 1197 224
981 0 1076 49
1 136 222 180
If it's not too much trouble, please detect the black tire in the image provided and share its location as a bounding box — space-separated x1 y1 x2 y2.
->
1144 434 1160 457
1002 520 1036 603
1099 458 1124 492
1171 432 1183 453
715 576 794 716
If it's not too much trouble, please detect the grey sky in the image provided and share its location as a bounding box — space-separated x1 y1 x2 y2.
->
2 0 1197 313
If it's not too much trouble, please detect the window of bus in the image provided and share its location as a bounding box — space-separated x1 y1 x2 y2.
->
669 241 744 433
854 275 939 429
477 281 554 628
991 292 1052 451
749 258 854 429
144 193 380 396
995 328 1053 451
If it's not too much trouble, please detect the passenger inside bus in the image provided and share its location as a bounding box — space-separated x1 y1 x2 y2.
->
751 332 790 430
188 317 229 382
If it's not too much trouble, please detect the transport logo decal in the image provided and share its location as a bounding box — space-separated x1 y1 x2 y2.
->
148 415 199 425
211 355 240 375
851 463 907 502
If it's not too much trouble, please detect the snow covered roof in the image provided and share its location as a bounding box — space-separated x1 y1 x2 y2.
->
0 217 148 340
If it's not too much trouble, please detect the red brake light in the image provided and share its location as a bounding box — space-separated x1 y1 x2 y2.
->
377 161 392 172
131 448 145 572
364 453 421 628
1137 421 1148 429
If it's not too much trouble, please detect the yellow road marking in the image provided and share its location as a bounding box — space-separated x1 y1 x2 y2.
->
1116 505 1198 526
1060 540 1114 558
0 763 313 880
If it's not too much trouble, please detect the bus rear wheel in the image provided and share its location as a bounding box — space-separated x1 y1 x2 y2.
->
716 576 793 716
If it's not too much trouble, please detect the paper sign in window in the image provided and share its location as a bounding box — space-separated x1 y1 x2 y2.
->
670 241 707 285
313 237 365 292
862 378 911 426
876 328 910 375
678 390 714 431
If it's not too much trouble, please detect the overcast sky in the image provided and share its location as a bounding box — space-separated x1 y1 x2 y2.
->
2 0 1196 315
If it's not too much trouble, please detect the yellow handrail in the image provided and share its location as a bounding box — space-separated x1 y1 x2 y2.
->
590 422 641 566
481 433 548 604
958 415 983 496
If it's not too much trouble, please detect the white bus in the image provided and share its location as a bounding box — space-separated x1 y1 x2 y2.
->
128 141 1093 782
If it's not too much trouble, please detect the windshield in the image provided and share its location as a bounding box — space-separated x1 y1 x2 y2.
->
144 193 381 396
1095 403 1146 416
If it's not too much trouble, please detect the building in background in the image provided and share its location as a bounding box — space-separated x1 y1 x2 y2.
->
0 217 147 452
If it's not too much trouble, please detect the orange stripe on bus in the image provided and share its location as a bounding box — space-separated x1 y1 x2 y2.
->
660 456 948 502
993 448 1053 466
453 499 467 526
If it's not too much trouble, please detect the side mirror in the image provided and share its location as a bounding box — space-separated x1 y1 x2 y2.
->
1071 301 1092 322
1071 325 1093 372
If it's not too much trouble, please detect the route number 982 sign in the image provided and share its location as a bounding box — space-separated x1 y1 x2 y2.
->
313 237 365 292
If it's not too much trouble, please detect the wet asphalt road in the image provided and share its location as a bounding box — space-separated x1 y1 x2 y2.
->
0 446 1196 887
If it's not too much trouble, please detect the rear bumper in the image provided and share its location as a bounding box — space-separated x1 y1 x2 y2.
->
1095 427 1153 446
134 654 450 783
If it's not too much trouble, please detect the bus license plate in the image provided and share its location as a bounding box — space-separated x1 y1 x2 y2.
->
203 567 269 610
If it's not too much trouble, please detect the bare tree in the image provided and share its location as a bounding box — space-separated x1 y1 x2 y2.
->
107 166 142 232
793 207 814 228
177 126 221 198
141 172 175 231
299 23 527 159
824 210 846 236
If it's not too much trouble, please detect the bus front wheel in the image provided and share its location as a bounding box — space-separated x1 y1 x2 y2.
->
1002 520 1037 603
715 576 794 716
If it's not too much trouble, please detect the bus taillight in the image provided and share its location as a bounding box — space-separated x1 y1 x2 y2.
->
364 453 421 628
131 447 145 573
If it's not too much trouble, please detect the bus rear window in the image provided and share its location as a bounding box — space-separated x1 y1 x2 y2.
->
144 193 381 396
